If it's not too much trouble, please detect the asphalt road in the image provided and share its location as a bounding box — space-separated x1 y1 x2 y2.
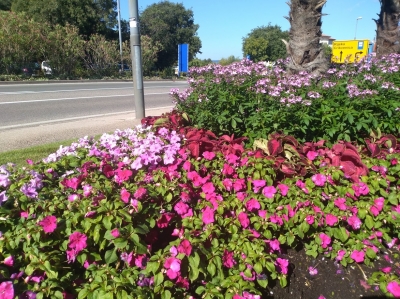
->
0 80 188 153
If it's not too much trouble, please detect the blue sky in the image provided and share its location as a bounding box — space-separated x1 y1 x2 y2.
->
120 0 380 60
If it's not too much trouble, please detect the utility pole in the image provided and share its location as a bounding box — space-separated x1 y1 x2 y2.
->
128 0 145 119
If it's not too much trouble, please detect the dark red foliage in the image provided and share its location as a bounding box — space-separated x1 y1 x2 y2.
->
364 134 399 158
218 134 247 156
185 128 218 158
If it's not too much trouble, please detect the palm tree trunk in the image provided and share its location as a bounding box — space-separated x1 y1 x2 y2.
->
283 0 328 75
375 0 400 57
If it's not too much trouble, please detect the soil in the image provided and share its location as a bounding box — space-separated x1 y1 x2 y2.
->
265 246 400 299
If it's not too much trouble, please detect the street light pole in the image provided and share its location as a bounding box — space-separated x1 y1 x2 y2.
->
117 0 123 72
128 0 145 119
354 16 362 40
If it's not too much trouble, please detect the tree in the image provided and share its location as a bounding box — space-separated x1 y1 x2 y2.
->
11 0 118 37
140 1 202 70
283 0 328 75
375 0 400 57
242 24 289 62
0 0 12 11
189 58 214 67
218 55 241 66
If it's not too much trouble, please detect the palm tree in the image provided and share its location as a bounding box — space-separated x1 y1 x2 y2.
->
375 0 400 57
283 0 328 75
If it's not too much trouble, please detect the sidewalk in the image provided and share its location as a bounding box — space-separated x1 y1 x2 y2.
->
0 107 173 153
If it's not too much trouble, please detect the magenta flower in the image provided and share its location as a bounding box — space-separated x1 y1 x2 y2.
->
387 281 400 297
238 212 250 228
381 267 392 273
334 198 347 210
164 257 181 280
347 215 362 230
319 233 331 249
233 179 246 192
38 215 57 234
252 180 265 193
134 187 147 199
223 250 236 268
68 231 87 252
245 198 261 212
20 211 29 218
336 250 346 261
202 206 215 225
202 182 215 194
174 201 189 216
269 239 281 252
82 185 93 197
306 151 318 161
312 174 327 186
111 229 120 238
277 183 289 196
120 188 131 203
177 239 192 256
0 281 14 299
306 215 314 224
350 250 365 263
3 256 13 267
325 214 338 226
202 151 215 160
68 194 80 202
275 258 289 274
262 186 277 199
352 182 369 197
223 179 233 191
157 213 174 228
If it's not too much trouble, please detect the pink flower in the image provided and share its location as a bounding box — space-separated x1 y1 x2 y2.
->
0 281 14 299
174 201 189 215
38 215 57 234
387 281 400 297
134 187 147 199
336 250 346 261
182 160 192 171
306 215 314 224
202 182 215 194
238 212 250 228
178 239 192 256
350 250 365 263
202 151 215 160
20 211 29 218
296 180 309 194
111 229 120 238
223 179 233 191
312 174 327 186
352 182 369 197
82 185 93 197
164 257 181 279
258 210 267 219
347 215 362 230
68 232 87 252
325 214 338 226
68 194 80 202
3 256 13 267
233 179 246 192
120 188 131 203
381 267 392 273
223 250 236 268
157 213 174 228
308 266 318 275
307 151 318 161
202 206 214 224
269 239 281 252
252 180 265 193
334 198 347 210
319 233 331 248
245 198 260 212
262 186 277 199
275 258 289 275
318 296 326 299
277 184 289 196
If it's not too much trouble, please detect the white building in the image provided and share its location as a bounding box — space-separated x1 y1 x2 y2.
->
320 34 335 46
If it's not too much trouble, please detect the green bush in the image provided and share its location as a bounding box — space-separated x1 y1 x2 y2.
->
173 56 400 146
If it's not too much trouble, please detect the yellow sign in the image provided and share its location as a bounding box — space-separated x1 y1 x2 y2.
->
331 40 370 63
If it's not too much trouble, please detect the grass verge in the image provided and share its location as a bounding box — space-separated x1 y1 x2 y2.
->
0 138 80 167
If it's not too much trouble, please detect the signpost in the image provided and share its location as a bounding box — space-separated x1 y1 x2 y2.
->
331 40 370 63
178 44 189 77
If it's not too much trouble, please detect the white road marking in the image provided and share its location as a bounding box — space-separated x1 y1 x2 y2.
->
0 106 175 130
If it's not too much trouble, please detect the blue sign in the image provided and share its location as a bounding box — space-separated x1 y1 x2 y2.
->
178 44 189 74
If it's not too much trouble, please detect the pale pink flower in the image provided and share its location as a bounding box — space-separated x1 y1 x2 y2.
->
308 266 318 275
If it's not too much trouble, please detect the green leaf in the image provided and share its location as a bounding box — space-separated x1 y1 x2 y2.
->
388 192 398 205
365 215 374 229
162 290 171 299
114 239 128 249
366 248 377 259
104 249 118 265
257 278 268 288
102 216 113 230
154 272 164 287
207 261 216 276
253 262 263 274
78 288 89 299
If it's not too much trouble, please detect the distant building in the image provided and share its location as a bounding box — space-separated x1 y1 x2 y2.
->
320 34 336 46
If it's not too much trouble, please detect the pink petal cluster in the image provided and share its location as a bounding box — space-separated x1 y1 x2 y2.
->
38 215 57 234
312 174 327 186
350 250 365 263
319 233 331 249
387 281 400 297
223 250 236 268
164 257 181 280
275 258 289 275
